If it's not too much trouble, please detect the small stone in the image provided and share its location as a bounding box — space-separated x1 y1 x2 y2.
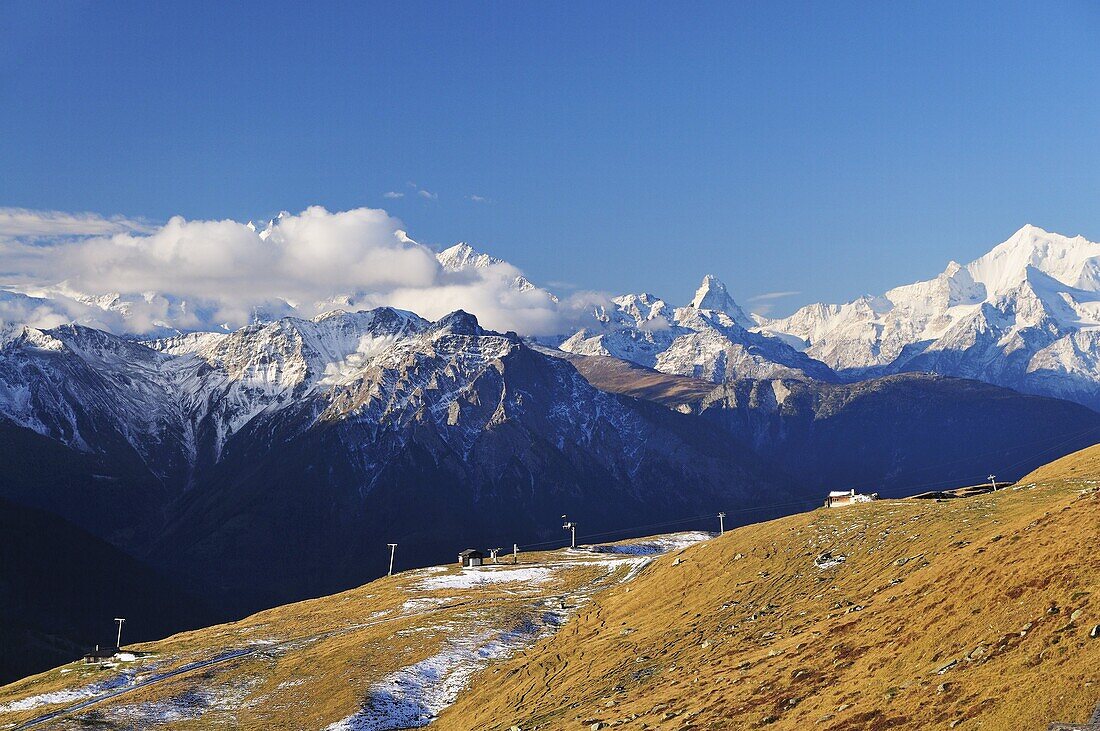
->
1090 624 1100 639
936 659 958 674
1070 608 1083 623
589 723 605 730
937 682 951 693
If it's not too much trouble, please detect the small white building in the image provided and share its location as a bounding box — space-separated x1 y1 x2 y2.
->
824 489 877 508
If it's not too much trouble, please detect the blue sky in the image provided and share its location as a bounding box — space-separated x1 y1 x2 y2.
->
2 1 1099 315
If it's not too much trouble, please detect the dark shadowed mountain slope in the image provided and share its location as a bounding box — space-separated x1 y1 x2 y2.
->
0 311 795 618
153 328 794 615
0 496 214 685
697 373 1100 494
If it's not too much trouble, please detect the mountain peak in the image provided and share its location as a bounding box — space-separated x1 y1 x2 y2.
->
967 225 1100 296
434 309 483 336
689 275 754 328
690 275 729 309
437 243 503 272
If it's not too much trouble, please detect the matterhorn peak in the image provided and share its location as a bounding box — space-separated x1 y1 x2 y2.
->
689 275 754 328
690 275 729 309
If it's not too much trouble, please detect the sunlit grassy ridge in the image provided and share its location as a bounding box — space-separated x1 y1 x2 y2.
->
436 456 1100 730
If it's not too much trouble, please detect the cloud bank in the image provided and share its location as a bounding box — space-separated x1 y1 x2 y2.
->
0 206 596 338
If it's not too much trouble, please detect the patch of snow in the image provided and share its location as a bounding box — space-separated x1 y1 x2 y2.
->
324 619 544 731
588 531 712 555
0 672 136 713
416 567 555 591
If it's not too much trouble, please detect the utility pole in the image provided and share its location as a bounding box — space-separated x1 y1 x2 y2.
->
488 547 501 564
561 515 576 549
717 512 726 535
513 543 518 565
113 618 126 649
988 474 997 491
387 543 398 576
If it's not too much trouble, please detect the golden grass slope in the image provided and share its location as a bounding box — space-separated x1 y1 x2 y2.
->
0 541 694 730
436 468 1100 730
1020 442 1100 485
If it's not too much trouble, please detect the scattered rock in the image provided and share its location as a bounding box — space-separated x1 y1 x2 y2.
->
1090 624 1100 639
937 682 951 693
936 659 958 674
815 552 847 569
1070 608 1084 623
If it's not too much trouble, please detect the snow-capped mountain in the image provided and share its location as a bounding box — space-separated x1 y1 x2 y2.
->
436 242 538 293
758 225 1100 409
0 308 790 612
555 274 836 383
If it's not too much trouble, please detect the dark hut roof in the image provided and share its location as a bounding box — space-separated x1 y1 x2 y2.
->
458 548 484 557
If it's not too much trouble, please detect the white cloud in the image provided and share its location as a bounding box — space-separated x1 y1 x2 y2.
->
0 208 151 238
0 206 581 337
467 195 489 203
748 290 800 301
417 189 438 200
383 191 404 199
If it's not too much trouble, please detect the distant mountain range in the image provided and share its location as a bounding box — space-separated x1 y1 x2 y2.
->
555 225 1100 411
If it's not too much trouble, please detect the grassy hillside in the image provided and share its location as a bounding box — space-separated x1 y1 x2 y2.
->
3 447 1098 730
0 534 706 730
436 461 1100 730
1019 442 1100 484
